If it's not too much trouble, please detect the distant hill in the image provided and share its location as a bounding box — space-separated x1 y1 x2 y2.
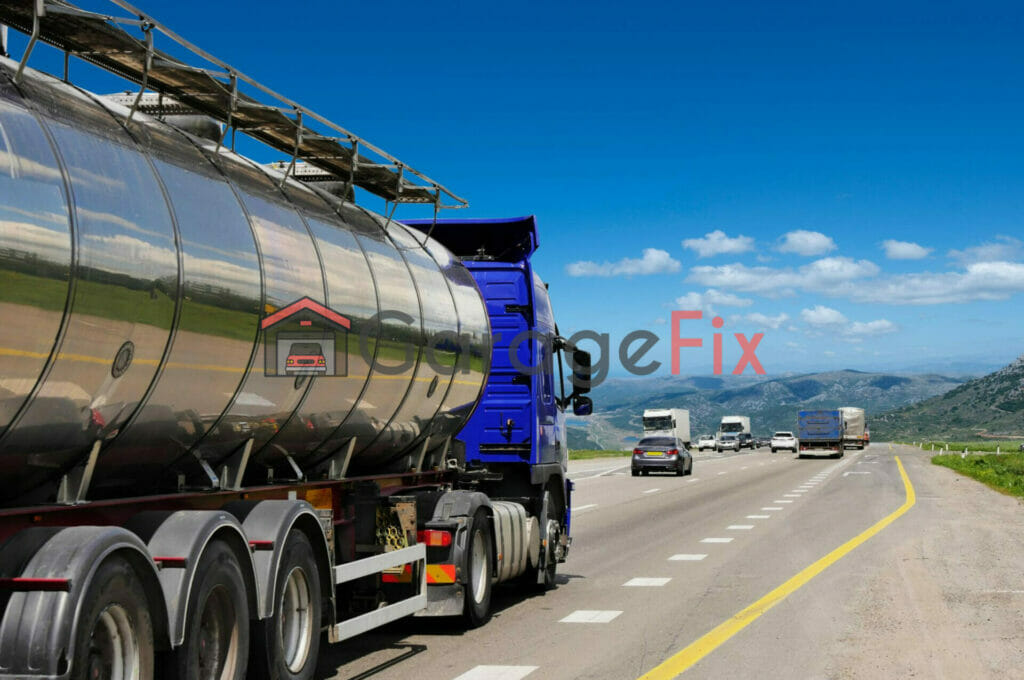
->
568 370 968 449
873 355 1024 441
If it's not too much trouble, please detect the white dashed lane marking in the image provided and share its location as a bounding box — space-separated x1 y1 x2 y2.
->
700 537 734 543
762 506 783 511
686 478 700 483
624 577 672 587
452 666 538 680
573 504 597 515
669 554 707 561
717 471 728 475
643 488 660 494
774 500 793 504
746 515 770 519
784 494 801 497
560 610 622 623
728 525 754 530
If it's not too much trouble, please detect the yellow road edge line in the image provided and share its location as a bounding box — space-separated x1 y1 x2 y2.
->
637 455 916 680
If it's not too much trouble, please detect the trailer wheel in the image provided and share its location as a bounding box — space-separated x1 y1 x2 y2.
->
173 540 249 680
71 555 154 680
250 531 321 680
462 509 493 627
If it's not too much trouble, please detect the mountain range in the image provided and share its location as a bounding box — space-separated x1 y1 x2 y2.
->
871 354 1024 441
568 369 969 450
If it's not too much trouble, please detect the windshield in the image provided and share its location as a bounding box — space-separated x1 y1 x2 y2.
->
638 436 676 447
720 422 744 433
774 432 793 437
643 416 673 430
289 342 324 355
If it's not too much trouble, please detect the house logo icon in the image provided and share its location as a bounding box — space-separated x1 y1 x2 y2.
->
260 297 351 378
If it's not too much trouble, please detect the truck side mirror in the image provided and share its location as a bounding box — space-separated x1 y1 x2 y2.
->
572 396 593 417
570 349 592 395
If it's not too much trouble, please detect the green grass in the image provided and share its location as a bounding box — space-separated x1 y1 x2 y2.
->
913 440 1023 453
932 452 1024 499
568 449 630 460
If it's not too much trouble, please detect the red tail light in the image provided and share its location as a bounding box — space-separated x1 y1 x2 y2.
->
668 449 679 456
417 530 452 548
90 408 105 428
633 448 642 455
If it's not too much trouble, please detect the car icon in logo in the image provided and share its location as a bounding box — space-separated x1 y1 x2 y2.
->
285 342 327 374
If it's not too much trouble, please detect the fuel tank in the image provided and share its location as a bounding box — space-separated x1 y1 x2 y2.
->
0 58 489 505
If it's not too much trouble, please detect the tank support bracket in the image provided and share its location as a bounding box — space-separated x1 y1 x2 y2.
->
327 437 357 481
219 437 254 491
56 440 101 504
413 436 431 473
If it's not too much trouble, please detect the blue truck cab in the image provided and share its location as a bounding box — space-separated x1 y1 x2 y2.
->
405 216 593 584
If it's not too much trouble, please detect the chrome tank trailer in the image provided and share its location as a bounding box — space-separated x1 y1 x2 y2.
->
0 58 489 506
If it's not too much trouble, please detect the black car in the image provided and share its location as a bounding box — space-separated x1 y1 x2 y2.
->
755 436 771 448
632 436 693 477
737 432 755 449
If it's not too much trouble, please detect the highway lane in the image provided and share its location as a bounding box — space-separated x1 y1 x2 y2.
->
317 444 1024 679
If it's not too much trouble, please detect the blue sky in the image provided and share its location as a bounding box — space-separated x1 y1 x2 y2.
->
8 0 1024 377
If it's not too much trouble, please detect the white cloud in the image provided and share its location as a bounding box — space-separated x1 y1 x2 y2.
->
882 239 931 260
948 236 1023 264
777 230 836 256
687 256 878 296
740 312 790 329
800 305 897 339
847 319 898 336
823 350 836 357
801 305 848 326
848 261 1024 304
566 248 681 277
682 230 755 258
675 288 753 311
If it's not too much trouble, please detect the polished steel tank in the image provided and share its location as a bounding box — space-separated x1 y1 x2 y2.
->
0 58 489 505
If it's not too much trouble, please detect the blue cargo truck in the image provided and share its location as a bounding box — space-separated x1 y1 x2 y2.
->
0 5 593 677
797 410 845 458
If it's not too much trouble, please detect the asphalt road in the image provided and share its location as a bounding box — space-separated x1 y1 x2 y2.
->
316 444 1024 680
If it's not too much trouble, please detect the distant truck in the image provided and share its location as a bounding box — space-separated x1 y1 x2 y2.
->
719 415 751 436
839 406 866 450
643 408 691 448
797 410 845 458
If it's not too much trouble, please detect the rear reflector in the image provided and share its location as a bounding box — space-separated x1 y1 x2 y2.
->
0 577 72 592
417 530 452 548
425 564 457 584
249 540 274 551
381 564 413 583
153 556 188 569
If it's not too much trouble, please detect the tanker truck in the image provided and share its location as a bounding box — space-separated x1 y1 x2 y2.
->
0 4 593 679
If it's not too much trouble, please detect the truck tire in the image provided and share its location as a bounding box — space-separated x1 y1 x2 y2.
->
631 468 639 477
71 555 155 680
249 531 321 680
463 509 493 627
172 540 250 680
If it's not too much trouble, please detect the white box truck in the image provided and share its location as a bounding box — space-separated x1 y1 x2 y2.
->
839 406 866 449
719 415 751 435
643 408 691 447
